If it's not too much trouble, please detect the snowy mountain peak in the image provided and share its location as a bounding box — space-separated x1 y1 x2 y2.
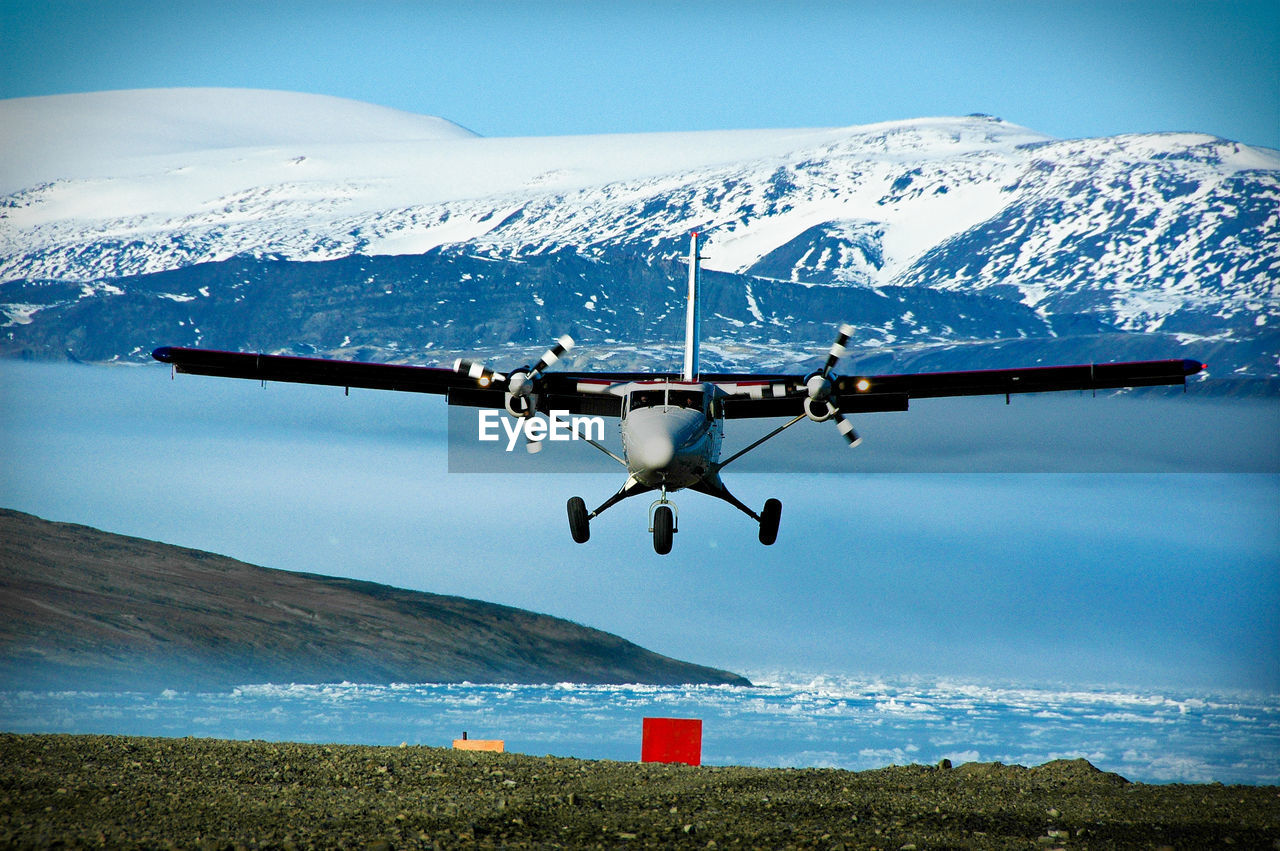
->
1 89 1276 376
817 114 1054 158
0 88 478 190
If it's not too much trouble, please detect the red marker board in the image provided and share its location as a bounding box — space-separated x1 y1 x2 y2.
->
641 717 702 766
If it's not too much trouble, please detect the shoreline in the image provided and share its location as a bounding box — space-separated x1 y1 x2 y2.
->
4 732 1277 848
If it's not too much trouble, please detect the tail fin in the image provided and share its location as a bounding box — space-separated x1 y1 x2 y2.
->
682 231 702 382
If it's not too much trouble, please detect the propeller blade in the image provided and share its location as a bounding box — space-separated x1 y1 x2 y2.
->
821 323 855 377
833 410 861 448
457 333 573 455
453 358 506 386
807 324 856 403
531 334 575 377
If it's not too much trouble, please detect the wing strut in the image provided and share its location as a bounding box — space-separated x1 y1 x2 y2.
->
581 436 627 467
714 413 807 471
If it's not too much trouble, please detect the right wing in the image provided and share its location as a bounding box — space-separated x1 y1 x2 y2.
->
708 359 1205 419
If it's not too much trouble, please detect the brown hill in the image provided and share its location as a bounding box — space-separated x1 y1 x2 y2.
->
0 509 749 690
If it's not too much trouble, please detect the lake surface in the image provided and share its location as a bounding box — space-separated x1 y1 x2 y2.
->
3 674 1276 786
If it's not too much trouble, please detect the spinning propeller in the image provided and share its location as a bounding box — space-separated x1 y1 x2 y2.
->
453 334 576 453
803 323 861 448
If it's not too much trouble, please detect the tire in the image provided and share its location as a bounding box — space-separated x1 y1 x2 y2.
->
653 505 674 555
567 496 590 544
758 498 782 545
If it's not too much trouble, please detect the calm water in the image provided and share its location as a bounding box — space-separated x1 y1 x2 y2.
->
3 674 1276 785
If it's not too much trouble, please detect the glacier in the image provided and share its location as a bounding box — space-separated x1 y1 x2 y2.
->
1 89 1277 376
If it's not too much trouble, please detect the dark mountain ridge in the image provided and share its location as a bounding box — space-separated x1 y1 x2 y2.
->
7 247 1268 379
0 508 750 690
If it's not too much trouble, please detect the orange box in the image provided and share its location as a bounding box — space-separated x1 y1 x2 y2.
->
641 717 702 766
452 738 504 752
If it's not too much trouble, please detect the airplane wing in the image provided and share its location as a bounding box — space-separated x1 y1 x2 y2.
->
710 358 1206 418
151 346 627 417
155 346 1203 421
154 346 464 394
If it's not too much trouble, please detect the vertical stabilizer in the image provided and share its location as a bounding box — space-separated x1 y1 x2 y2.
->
682 231 701 382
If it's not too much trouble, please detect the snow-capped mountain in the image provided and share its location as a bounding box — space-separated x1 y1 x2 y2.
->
2 88 1276 377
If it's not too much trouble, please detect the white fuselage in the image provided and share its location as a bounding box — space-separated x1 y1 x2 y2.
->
618 234 722 492
620 381 722 490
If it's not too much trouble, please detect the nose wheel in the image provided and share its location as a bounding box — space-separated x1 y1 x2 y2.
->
652 504 675 555
648 490 678 555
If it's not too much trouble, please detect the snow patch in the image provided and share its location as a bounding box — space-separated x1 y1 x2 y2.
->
2 304 42 326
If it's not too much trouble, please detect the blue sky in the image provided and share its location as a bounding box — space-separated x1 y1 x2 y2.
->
2 0 1277 147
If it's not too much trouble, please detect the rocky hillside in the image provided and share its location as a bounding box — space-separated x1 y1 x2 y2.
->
0 509 749 690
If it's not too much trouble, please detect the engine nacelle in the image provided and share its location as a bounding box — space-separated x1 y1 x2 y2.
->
804 395 835 423
805 372 831 400
507 370 531 397
504 370 536 417
803 371 835 422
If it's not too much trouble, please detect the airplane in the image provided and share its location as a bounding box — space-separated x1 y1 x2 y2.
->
153 231 1204 554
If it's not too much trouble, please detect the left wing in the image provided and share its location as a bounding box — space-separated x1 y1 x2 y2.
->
152 346 629 417
153 346 462 393
710 358 1205 419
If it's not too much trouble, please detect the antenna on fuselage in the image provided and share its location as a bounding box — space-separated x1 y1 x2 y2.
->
682 230 703 382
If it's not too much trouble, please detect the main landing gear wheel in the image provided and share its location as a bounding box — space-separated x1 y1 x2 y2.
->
758 498 782 545
652 505 674 555
567 496 590 544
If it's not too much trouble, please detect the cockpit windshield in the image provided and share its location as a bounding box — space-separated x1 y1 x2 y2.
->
628 387 706 413
667 390 705 411
629 388 666 409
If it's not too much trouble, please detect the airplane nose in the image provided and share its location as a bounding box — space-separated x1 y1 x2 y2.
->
632 430 675 471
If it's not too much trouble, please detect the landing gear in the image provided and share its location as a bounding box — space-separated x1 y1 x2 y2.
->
758 498 782 545
567 496 590 543
688 476 782 546
652 504 674 555
647 490 678 555
567 478 779 552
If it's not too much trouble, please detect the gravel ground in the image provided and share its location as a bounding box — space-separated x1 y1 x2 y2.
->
2 733 1277 849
